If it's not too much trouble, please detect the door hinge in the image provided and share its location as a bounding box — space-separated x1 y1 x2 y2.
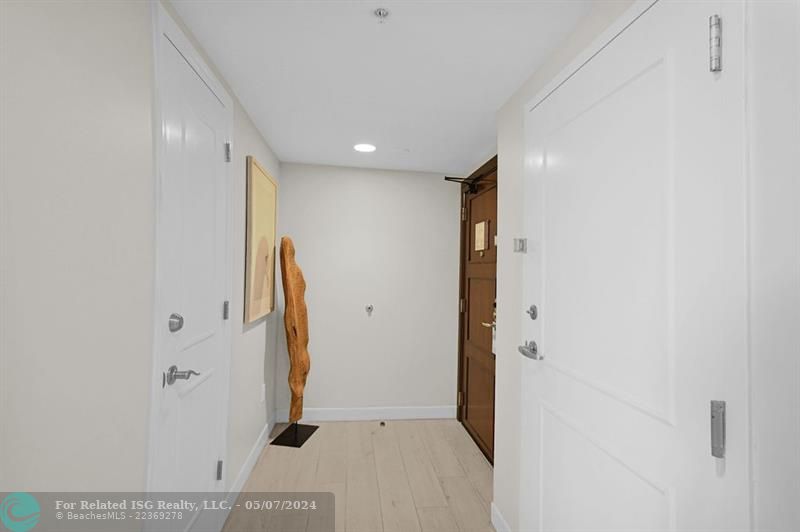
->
461 206 467 222
709 14 722 72
710 400 726 458
224 142 232 162
216 460 223 481
457 391 464 407
223 300 230 320
459 298 466 313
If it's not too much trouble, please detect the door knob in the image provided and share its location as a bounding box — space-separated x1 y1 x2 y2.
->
165 365 200 385
480 322 495 329
518 340 544 360
168 313 184 332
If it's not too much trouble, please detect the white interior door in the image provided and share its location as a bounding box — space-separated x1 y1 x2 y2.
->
520 1 750 530
149 6 232 495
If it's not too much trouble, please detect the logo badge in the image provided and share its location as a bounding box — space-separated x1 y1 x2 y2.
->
0 493 40 532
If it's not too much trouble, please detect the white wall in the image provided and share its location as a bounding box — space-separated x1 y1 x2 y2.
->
276 163 460 420
0 0 155 490
747 2 800 529
0 1 282 491
493 1 633 528
225 102 281 486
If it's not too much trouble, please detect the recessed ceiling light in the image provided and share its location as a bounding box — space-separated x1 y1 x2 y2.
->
354 143 376 153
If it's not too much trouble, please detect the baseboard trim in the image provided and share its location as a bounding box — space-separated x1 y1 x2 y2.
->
266 408 277 443
276 405 456 423
228 420 272 495
491 502 512 532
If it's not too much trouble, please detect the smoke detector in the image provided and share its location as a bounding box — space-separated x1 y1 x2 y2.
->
374 8 389 22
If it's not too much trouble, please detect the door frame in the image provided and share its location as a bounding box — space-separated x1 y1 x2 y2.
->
145 2 235 493
456 155 498 462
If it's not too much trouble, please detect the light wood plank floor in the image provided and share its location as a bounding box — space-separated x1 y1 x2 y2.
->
233 420 494 532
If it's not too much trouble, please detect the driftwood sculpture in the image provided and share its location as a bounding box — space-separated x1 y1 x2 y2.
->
279 236 311 423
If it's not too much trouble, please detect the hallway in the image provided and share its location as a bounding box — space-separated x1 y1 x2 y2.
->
229 420 493 532
3 2 800 531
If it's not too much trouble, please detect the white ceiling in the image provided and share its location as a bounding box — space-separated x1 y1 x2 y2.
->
172 1 592 176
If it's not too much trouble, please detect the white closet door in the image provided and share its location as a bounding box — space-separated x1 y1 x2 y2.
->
519 1 749 530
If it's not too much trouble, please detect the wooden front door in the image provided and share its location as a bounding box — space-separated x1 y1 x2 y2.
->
458 157 497 462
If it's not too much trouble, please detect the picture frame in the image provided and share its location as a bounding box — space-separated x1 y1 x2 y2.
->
244 155 278 323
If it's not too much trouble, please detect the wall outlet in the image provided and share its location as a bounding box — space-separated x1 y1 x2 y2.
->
261 383 266 403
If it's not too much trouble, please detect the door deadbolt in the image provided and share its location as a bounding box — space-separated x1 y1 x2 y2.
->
526 305 538 320
168 313 184 332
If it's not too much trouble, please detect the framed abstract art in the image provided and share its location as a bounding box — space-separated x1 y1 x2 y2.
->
244 156 278 323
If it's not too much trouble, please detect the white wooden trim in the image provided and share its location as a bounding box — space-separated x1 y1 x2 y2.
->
276 405 457 423
525 0 659 114
228 421 272 496
145 0 166 498
490 503 512 532
145 1 235 495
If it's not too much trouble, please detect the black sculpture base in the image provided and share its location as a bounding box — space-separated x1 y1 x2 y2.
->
270 422 318 448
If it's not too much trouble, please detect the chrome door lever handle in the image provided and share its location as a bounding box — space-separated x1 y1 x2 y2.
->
480 322 495 328
166 365 200 385
518 340 543 360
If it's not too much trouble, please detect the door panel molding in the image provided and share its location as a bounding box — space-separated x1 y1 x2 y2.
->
526 0 660 114
539 401 670 496
538 402 676 531
534 49 678 427
153 5 232 111
544 358 676 426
